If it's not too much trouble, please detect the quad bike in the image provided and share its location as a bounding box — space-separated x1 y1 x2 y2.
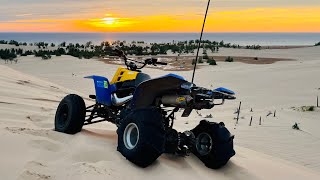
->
55 49 236 169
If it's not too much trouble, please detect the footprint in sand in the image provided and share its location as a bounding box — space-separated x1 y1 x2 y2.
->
16 80 31 85
73 162 110 175
71 150 116 163
0 101 15 105
26 115 53 128
50 85 59 90
19 161 52 180
26 161 47 168
5 127 71 143
18 170 51 180
16 79 60 93
40 107 54 112
29 139 61 152
27 98 60 103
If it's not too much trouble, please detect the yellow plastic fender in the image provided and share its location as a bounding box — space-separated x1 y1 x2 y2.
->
110 67 138 84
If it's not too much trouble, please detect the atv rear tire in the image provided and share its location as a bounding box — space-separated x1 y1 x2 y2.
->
117 108 165 167
55 94 86 134
191 120 235 169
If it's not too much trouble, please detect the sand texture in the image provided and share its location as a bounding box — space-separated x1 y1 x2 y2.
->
1 46 320 179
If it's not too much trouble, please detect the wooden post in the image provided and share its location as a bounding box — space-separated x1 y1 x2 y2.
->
236 101 241 124
250 108 253 112
249 116 252 126
259 116 262 125
274 110 276 117
317 96 319 107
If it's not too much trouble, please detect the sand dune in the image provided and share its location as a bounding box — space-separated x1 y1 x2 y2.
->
1 46 320 179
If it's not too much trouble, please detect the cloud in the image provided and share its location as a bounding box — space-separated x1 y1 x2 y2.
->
0 0 320 20
15 14 33 17
1 0 319 22
0 0 319 32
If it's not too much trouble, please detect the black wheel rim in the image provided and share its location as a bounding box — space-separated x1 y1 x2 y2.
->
57 103 69 129
196 133 213 156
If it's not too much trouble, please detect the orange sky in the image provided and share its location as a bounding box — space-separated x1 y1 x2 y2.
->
1 6 320 32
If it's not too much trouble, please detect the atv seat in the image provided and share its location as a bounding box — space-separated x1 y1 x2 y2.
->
135 73 151 87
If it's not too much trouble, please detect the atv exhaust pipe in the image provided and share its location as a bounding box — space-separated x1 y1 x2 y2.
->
161 95 193 107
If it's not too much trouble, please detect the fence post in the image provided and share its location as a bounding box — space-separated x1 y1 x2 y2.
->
249 116 253 126
274 110 276 117
236 101 242 124
317 96 319 107
259 116 262 125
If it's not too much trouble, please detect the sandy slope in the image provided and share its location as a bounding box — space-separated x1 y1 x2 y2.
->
8 47 320 170
1 46 320 179
0 65 319 180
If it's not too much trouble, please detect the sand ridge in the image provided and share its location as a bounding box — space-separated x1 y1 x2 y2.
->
1 46 320 179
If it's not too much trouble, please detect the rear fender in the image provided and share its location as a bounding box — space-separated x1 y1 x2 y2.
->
84 75 116 106
214 87 235 95
130 74 187 109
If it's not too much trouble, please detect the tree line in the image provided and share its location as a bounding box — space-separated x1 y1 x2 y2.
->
0 39 266 62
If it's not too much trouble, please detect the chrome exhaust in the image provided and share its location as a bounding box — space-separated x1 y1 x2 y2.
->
161 95 193 107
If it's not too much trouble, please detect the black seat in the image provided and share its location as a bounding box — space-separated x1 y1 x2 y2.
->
115 73 151 98
134 73 151 87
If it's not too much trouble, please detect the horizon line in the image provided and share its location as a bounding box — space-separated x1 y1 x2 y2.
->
0 31 320 34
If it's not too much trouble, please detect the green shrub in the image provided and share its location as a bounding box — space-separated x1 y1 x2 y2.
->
308 106 315 111
225 56 234 62
315 42 320 46
198 57 204 63
41 54 51 60
301 106 315 111
192 57 204 64
207 58 217 65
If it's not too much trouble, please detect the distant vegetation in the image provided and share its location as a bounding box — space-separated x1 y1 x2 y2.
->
245 45 261 50
301 106 315 112
0 39 265 62
207 58 217 65
0 49 17 61
225 56 234 62
291 106 315 112
192 57 204 65
315 42 320 46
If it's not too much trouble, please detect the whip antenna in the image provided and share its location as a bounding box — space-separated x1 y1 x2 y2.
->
191 0 211 83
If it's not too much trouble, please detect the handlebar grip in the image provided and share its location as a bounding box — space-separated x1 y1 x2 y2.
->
156 62 167 65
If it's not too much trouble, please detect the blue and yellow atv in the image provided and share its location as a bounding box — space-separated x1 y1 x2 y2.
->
55 49 236 169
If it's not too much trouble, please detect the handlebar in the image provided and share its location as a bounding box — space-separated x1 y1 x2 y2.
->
156 61 168 65
113 49 167 71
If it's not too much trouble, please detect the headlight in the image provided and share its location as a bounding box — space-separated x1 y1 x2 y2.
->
181 82 194 90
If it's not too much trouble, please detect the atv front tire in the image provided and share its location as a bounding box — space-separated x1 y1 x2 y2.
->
55 94 86 134
117 108 165 167
192 120 235 169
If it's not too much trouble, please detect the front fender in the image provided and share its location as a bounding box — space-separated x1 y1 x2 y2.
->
84 75 116 106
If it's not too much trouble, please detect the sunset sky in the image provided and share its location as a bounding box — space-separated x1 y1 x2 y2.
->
0 0 320 32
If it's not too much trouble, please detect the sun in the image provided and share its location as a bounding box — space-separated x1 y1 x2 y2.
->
102 17 116 25
86 14 135 30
